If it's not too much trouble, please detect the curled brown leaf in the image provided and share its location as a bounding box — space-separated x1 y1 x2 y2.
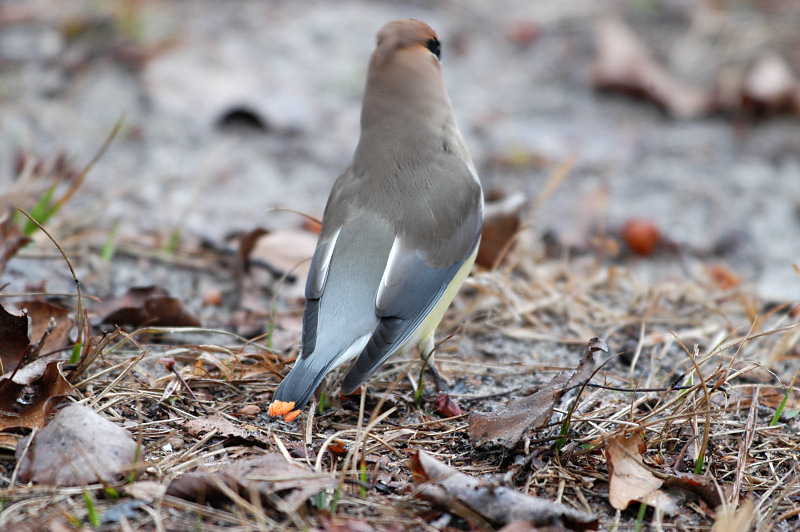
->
99 286 201 328
469 339 600 448
0 360 72 431
0 304 30 375
409 450 597 530
605 429 677 514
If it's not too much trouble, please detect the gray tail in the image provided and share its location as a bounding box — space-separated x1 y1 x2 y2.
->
272 354 336 411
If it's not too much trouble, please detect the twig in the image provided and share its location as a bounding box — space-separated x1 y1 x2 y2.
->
159 357 209 415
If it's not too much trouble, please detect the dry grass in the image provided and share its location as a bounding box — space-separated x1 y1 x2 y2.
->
1 238 798 531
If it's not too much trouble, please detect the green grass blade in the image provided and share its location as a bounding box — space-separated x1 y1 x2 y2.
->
770 387 791 426
82 491 100 528
69 342 83 365
101 220 120 262
23 185 58 236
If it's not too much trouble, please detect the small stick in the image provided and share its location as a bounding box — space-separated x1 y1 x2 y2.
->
159 357 209 414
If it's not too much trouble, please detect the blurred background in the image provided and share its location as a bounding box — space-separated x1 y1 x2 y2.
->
1 0 799 305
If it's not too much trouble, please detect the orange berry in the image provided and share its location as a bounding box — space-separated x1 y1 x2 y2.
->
622 218 661 255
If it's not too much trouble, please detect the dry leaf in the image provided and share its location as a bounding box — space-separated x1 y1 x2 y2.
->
166 453 337 514
238 227 269 268
12 300 74 353
15 403 137 486
605 429 677 513
250 228 318 283
476 192 526 268
751 387 800 412
0 360 72 431
469 338 603 448
593 19 713 118
236 404 261 418
183 413 269 445
99 286 201 328
0 432 22 450
409 450 597 530
434 392 463 418
143 296 202 327
0 303 30 374
662 472 722 509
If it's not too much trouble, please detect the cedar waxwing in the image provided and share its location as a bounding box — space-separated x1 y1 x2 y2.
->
269 19 483 421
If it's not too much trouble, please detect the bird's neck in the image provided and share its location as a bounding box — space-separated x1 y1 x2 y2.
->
359 58 452 137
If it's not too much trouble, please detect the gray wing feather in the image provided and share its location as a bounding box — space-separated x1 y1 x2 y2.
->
305 229 340 299
375 209 480 317
302 228 341 356
301 297 320 356
342 208 482 392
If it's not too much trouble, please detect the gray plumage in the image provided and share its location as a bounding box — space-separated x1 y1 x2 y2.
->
272 19 483 412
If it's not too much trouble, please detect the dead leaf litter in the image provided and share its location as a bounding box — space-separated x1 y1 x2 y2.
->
0 235 797 530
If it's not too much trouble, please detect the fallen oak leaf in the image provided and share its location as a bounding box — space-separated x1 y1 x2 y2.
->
143 296 202 327
0 432 21 450
183 413 268 445
662 471 723 509
476 192 527 268
0 360 72 431
434 392 462 417
15 403 137 486
12 300 74 353
236 404 260 418
98 286 201 328
409 450 597 530
237 227 269 271
249 229 318 300
166 453 337 514
469 338 605 448
250 229 318 277
605 429 678 514
0 303 31 374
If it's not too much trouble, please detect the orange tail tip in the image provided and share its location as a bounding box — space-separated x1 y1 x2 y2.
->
268 400 296 417
283 409 301 422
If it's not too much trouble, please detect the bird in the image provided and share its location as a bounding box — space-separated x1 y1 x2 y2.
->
269 19 483 422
